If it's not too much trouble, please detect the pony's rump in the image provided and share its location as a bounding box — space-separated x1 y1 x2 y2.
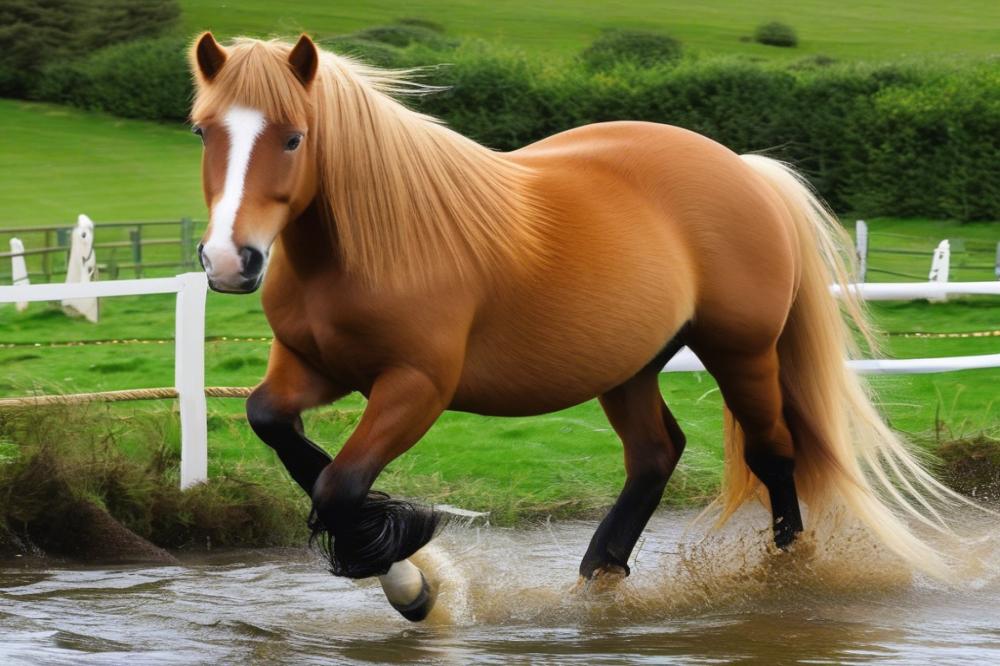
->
722 155 966 577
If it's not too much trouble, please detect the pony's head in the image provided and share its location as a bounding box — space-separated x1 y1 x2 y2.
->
189 33 318 293
189 33 543 293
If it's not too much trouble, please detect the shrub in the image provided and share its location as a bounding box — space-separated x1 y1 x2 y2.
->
410 44 556 149
753 21 798 48
845 65 1000 220
37 35 191 122
352 23 458 51
0 0 180 97
580 29 683 70
320 36 404 67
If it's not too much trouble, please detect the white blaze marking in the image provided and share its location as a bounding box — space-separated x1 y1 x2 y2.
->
205 106 266 259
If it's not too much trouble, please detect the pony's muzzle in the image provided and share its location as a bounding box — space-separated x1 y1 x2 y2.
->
199 242 267 293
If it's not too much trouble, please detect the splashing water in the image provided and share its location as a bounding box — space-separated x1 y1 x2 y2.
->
2 507 998 664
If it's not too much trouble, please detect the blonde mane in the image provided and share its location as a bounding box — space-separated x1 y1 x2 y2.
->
191 37 546 289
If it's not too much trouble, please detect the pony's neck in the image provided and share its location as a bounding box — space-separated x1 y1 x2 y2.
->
313 58 547 290
277 199 339 279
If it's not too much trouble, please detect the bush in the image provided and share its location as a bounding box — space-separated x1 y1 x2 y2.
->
352 23 458 50
580 29 683 70
845 65 1000 220
0 0 180 97
320 36 405 67
753 21 798 48
37 35 191 122
411 44 557 149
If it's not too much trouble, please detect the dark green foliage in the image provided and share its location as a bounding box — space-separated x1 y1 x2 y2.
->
319 36 405 68
411 45 559 148
35 35 191 121
754 21 798 48
0 0 180 97
844 66 1000 220
352 23 457 50
580 29 683 70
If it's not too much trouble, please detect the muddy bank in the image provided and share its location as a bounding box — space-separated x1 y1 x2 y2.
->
1 406 997 562
0 406 307 562
939 435 1000 503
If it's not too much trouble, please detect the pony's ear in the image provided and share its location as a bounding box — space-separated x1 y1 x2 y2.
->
288 34 319 87
192 32 227 82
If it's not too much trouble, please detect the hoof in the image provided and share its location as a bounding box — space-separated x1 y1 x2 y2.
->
389 572 435 622
572 564 629 594
773 521 802 550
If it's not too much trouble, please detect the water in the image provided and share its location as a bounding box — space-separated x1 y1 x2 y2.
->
2 508 999 665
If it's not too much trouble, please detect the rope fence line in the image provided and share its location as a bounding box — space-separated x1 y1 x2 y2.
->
0 335 272 349
5 330 1000 352
0 386 253 409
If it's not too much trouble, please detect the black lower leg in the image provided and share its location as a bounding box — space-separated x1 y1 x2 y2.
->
310 465 440 579
745 452 803 548
246 390 331 495
579 473 667 578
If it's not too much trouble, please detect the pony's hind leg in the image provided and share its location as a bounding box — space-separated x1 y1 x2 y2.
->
579 367 686 580
699 345 804 548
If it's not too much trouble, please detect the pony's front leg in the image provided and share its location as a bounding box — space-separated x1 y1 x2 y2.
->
311 366 450 621
246 340 347 495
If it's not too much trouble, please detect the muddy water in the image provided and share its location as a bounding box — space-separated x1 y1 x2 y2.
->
2 507 999 665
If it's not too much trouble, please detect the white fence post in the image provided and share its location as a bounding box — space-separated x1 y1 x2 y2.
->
9 238 29 312
928 240 950 303
174 272 209 489
855 220 868 283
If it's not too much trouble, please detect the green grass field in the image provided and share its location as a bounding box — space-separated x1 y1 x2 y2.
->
179 0 1000 62
0 100 202 229
1 99 997 520
2 1 999 522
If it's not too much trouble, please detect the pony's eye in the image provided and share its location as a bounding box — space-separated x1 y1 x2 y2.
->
285 134 303 152
192 126 204 143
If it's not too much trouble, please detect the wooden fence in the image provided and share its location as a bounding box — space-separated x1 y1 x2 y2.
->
0 219 200 282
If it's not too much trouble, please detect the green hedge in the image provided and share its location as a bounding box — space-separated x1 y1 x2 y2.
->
34 35 190 122
580 29 683 70
0 0 180 97
22 27 1000 221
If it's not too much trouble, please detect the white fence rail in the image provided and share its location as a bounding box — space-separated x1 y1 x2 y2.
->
0 273 208 489
831 280 1000 300
1 274 997 489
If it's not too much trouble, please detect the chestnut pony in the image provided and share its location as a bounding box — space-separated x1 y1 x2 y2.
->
190 33 959 621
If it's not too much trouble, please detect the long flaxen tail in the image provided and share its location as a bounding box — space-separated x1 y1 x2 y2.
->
724 154 969 578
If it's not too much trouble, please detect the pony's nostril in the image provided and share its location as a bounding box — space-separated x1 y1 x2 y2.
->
240 246 265 277
197 243 211 272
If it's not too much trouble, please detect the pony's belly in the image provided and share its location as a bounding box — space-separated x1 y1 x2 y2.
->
450 323 678 417
447 379 608 417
